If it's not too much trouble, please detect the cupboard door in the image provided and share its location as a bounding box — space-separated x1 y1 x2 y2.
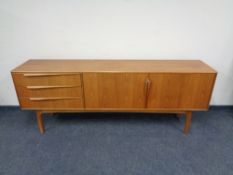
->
147 73 216 110
83 73 147 108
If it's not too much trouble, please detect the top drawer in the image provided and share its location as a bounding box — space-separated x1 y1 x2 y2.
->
12 73 82 86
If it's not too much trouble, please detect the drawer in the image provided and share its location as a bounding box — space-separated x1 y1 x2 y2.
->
19 97 83 109
12 73 81 86
15 85 82 98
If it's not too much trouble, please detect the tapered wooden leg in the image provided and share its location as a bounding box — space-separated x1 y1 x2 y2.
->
184 111 192 134
36 111 45 134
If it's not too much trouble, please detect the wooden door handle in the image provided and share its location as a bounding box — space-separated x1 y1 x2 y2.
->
144 78 151 108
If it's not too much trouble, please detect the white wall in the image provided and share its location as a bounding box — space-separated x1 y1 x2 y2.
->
0 0 233 105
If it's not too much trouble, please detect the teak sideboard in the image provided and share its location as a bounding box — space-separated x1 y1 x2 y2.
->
11 60 217 134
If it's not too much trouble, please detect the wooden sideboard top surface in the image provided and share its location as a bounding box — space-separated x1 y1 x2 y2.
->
12 59 216 73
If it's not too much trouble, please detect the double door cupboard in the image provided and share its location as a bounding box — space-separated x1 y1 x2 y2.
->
11 60 217 134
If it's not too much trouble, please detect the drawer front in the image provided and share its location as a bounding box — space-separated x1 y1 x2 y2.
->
12 72 84 110
12 73 81 86
19 97 83 109
15 85 82 98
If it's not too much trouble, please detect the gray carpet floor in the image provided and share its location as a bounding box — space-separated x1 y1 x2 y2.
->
0 107 233 175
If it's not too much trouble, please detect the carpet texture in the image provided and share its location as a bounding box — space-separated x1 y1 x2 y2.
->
0 107 233 175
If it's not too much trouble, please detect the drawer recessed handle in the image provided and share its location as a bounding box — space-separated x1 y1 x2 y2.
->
26 85 80 89
23 73 80 77
29 97 80 101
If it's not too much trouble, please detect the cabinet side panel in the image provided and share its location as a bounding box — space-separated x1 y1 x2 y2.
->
11 73 22 106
